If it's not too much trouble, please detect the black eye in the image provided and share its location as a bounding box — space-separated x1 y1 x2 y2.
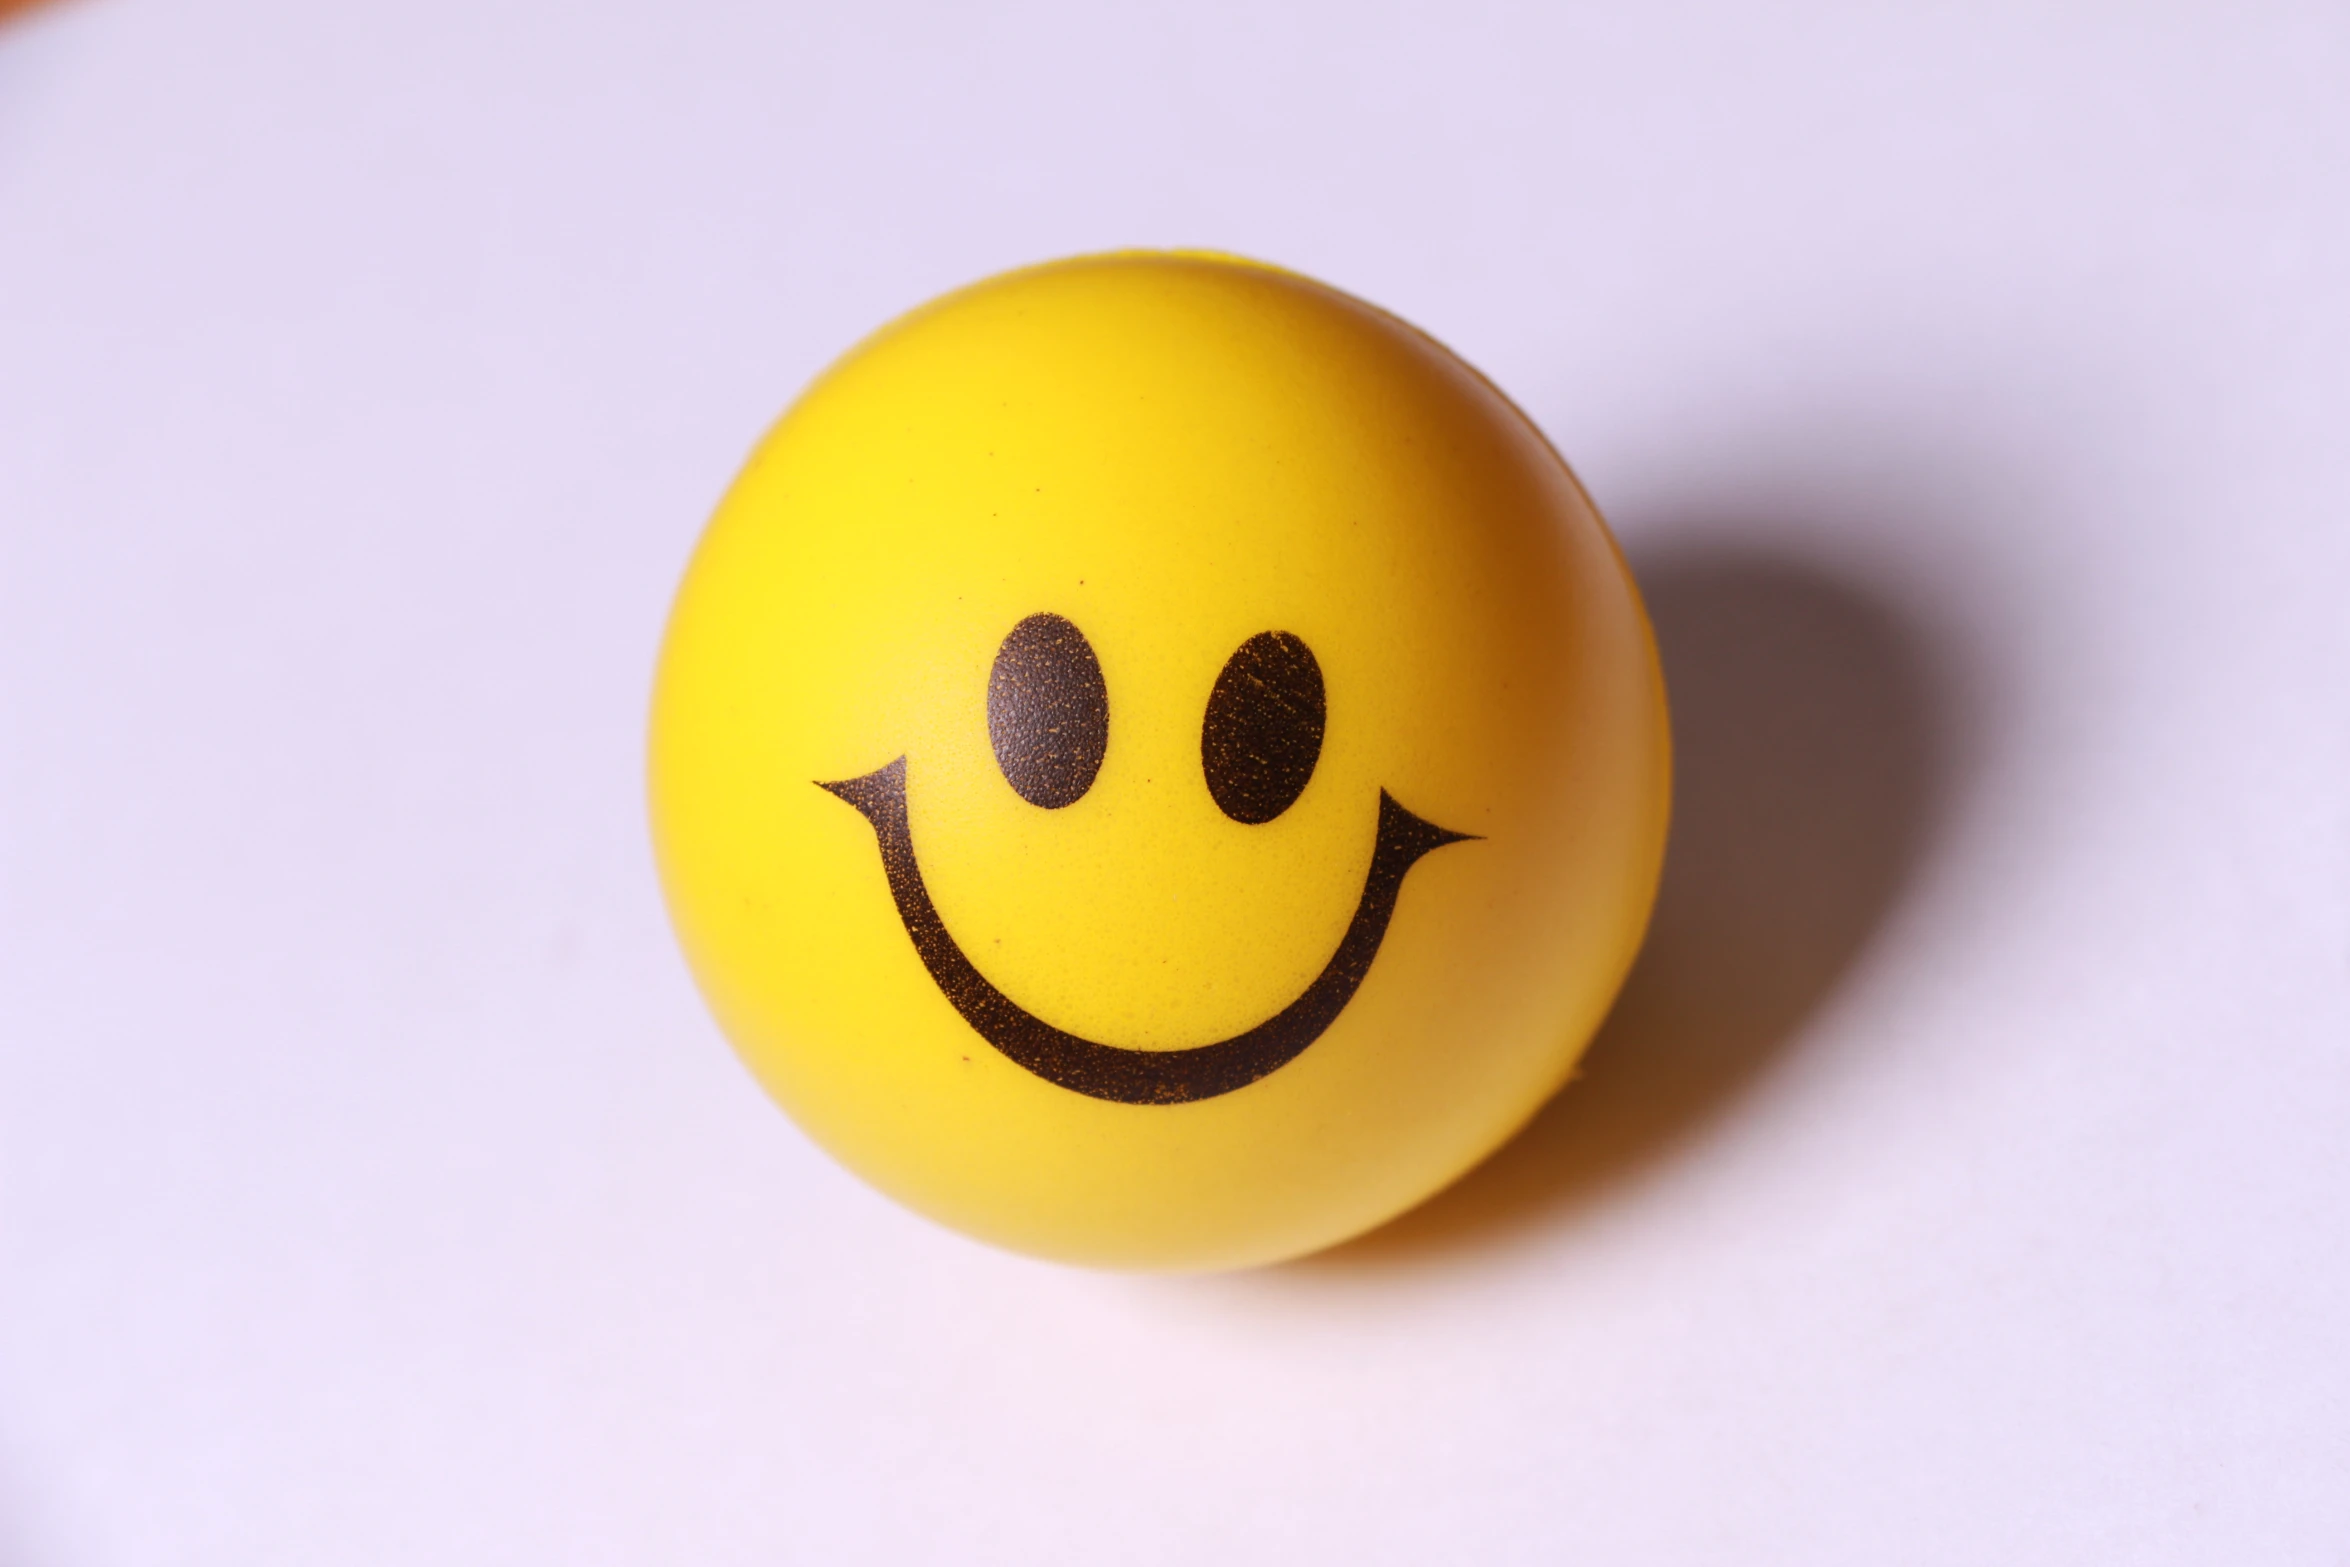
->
1201 631 1324 824
988 613 1109 808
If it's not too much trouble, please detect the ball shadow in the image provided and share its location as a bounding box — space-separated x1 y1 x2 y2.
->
1297 538 1954 1271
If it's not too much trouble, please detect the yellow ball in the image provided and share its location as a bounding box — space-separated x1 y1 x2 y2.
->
649 253 1670 1270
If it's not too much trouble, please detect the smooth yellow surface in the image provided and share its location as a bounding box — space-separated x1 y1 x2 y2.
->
649 253 1670 1271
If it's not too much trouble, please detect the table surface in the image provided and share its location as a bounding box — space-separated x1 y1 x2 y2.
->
4 2 2347 1562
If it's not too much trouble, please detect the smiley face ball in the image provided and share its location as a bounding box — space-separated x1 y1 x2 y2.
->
650 253 1670 1271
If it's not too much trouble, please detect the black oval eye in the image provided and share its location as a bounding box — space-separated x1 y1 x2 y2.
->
1201 631 1324 824
988 613 1109 808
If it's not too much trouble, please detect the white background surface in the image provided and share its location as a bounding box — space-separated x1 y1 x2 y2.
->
4 2 2348 1561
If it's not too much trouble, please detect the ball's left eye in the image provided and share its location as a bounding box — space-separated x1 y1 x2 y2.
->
988 613 1110 808
1201 631 1324 824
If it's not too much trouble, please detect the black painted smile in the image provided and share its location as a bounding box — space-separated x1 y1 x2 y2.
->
820 759 1470 1104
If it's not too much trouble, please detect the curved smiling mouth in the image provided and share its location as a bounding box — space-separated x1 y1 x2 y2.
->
819 758 1473 1105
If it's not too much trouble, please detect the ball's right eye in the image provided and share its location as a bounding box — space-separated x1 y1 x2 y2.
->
987 613 1110 808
